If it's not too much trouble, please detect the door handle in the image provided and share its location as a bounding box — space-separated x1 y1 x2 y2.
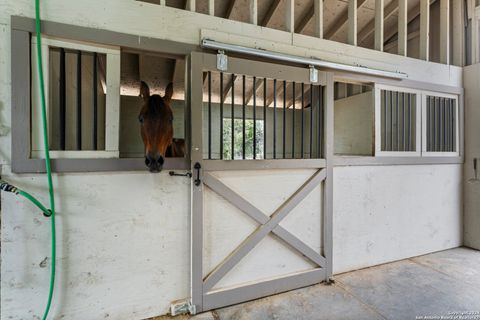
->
194 162 201 186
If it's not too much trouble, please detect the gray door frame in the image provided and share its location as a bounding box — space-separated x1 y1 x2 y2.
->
189 52 334 313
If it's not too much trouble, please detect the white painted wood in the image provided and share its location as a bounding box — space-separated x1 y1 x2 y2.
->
473 7 480 64
398 0 408 56
208 0 214 16
314 0 324 39
187 0 196 11
105 52 121 152
334 92 374 156
463 63 480 250
439 0 450 64
452 0 464 66
333 164 463 274
1 166 191 320
374 0 384 52
31 150 119 159
348 0 358 46
2 1 463 88
420 0 430 61
249 0 257 25
285 0 294 33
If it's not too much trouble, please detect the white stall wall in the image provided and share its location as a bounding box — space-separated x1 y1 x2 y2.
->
333 164 463 274
334 92 374 156
1 166 191 320
1 163 463 319
463 64 480 250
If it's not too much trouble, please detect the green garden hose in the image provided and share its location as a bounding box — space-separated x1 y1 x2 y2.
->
1 2 58 319
35 0 57 319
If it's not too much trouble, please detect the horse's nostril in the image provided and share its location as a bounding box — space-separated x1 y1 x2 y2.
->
158 156 165 166
145 157 151 166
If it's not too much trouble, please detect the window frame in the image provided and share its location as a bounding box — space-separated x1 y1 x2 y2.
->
421 90 460 157
11 16 194 173
374 84 422 157
30 36 121 159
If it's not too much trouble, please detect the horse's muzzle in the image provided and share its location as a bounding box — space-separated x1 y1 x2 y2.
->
145 154 165 173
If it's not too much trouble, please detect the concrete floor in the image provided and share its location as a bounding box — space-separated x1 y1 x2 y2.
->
153 247 480 320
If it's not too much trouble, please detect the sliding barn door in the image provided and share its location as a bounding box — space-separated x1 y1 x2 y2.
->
189 52 333 312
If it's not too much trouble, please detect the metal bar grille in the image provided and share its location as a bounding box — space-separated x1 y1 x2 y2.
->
203 71 324 160
426 95 457 152
76 50 82 150
208 71 212 159
381 89 416 152
92 52 98 150
253 76 257 159
220 72 224 158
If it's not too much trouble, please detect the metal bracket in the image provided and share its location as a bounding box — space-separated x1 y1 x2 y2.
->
309 65 318 83
170 299 196 316
217 50 228 71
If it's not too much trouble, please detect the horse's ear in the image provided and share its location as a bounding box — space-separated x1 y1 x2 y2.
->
140 81 150 102
164 82 173 103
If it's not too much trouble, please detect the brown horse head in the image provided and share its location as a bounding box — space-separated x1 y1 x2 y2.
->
139 81 174 173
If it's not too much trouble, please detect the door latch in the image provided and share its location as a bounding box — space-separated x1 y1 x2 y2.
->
193 162 201 186
169 171 192 178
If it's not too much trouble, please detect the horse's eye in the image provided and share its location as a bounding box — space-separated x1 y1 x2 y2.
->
138 115 144 123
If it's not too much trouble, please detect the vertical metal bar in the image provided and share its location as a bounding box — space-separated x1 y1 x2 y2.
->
436 97 439 152
440 97 444 151
301 83 305 158
231 73 235 160
273 79 277 159
283 80 286 159
76 50 82 150
318 85 323 158
93 52 98 150
407 93 411 151
389 90 393 151
452 98 456 152
432 96 435 151
445 98 450 152
59 48 66 150
264 78 267 159
443 98 447 151
291 82 295 159
396 91 399 151
253 76 257 159
382 90 386 151
402 92 406 151
310 84 313 158
242 75 246 160
208 71 212 159
220 72 224 159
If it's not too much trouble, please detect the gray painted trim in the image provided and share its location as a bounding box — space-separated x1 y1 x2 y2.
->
202 169 326 292
323 73 334 280
190 53 204 313
11 16 198 55
202 172 326 268
201 159 326 171
202 268 326 311
333 156 464 167
11 29 31 173
10 16 193 173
